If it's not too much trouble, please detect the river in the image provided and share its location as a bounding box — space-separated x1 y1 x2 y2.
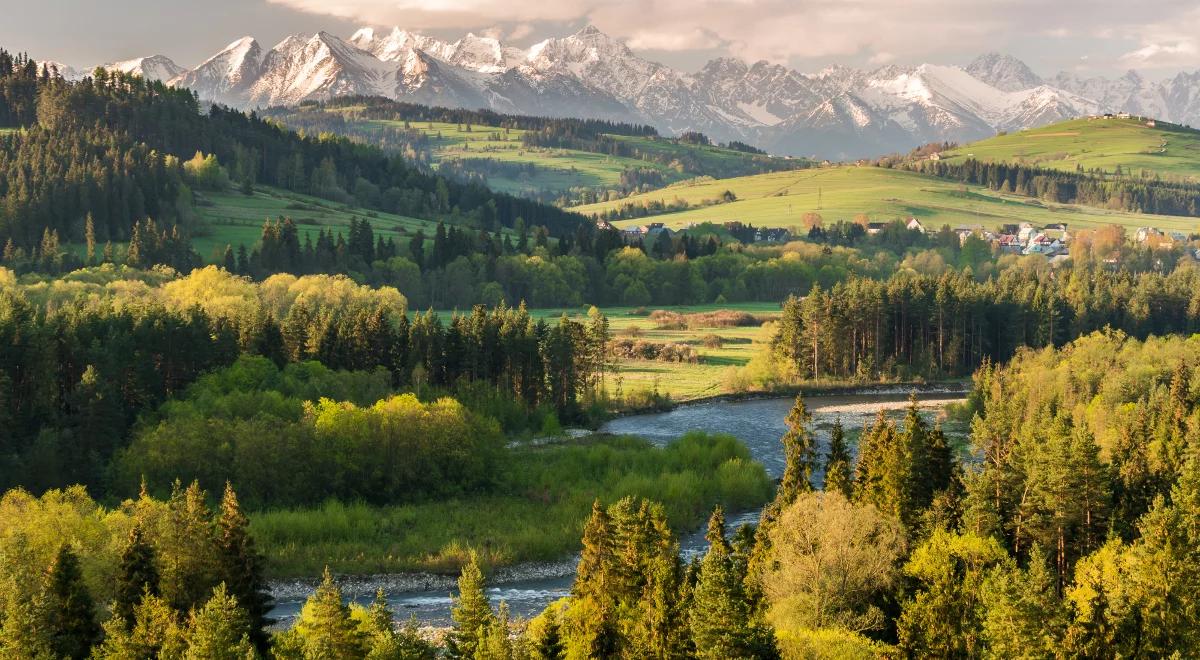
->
267 388 967 627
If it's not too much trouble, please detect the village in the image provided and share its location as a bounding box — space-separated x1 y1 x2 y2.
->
602 214 1199 263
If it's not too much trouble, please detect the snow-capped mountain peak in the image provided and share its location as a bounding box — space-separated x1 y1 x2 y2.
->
966 53 1042 92
102 55 185 82
85 29 1200 160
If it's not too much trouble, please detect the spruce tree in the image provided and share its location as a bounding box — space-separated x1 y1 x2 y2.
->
529 607 564 660
114 521 159 628
45 544 100 659
689 507 756 658
572 500 616 603
823 419 853 498
216 482 273 652
293 567 363 658
183 583 256 659
448 552 494 659
777 394 818 505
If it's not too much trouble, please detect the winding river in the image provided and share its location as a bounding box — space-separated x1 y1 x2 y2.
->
267 388 967 627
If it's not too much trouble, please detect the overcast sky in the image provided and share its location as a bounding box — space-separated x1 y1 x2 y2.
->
4 0 1198 78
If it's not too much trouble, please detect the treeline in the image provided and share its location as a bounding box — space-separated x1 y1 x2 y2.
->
278 96 660 139
903 156 1200 217
0 266 610 494
116 357 506 508
0 51 590 253
0 481 276 656
0 48 40 126
764 263 1200 384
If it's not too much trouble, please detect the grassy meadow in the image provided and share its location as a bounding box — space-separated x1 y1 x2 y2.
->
189 185 450 260
536 303 781 401
941 117 1200 181
250 432 773 576
289 108 799 198
572 165 1200 233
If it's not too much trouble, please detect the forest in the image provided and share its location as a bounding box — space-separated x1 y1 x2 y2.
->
0 50 589 254
902 156 1200 217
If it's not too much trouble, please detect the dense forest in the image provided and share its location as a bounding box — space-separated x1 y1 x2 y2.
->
902 156 1200 217
0 49 589 254
758 259 1200 385
0 265 612 495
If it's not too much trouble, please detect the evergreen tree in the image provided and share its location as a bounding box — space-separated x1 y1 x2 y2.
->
689 507 759 659
289 567 363 658
448 551 494 659
216 482 273 651
777 394 818 503
183 583 256 659
822 419 853 498
44 544 100 659
528 607 564 660
114 521 159 628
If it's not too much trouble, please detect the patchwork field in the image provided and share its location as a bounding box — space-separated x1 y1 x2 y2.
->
572 165 1200 233
535 303 781 401
941 117 1200 181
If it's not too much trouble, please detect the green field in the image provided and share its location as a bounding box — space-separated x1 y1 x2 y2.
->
941 117 1200 181
430 302 779 401
189 185 452 260
572 165 1200 233
547 303 780 401
281 107 801 199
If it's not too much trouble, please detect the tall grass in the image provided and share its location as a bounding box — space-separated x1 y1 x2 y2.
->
251 432 773 577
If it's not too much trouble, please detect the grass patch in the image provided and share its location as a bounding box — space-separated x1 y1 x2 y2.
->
572 165 1200 233
942 117 1200 181
250 432 774 577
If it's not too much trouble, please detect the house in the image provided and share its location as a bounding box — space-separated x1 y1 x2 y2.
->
866 222 888 235
640 222 666 234
1146 120 1157 128
1170 231 1189 244
596 220 616 231
906 217 926 233
1135 227 1163 243
1117 112 1132 119
1018 222 1037 244
756 227 791 243
928 152 942 161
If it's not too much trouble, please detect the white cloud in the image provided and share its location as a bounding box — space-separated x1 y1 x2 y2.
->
263 0 1200 71
868 51 895 65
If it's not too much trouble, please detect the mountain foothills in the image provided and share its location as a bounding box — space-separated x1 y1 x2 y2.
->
54 26 1200 159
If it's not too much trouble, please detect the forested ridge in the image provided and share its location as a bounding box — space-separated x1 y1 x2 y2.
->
0 47 589 255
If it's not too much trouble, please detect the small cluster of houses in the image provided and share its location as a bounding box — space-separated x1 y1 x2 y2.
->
953 222 1071 258
600 220 792 245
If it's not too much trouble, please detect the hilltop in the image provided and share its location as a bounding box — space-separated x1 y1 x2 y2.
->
940 116 1200 181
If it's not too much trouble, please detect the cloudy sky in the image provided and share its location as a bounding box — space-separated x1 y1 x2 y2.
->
4 0 1199 77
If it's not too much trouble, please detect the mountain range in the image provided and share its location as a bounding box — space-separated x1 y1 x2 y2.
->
55 27 1200 160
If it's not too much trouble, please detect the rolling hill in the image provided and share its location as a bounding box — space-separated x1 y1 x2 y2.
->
572 166 1200 233
266 100 808 203
940 117 1200 181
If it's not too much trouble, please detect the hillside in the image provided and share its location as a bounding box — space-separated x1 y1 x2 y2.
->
573 166 1200 233
941 117 1200 181
265 100 808 203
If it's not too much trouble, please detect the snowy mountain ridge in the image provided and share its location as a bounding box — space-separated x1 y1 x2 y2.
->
65 30 1200 160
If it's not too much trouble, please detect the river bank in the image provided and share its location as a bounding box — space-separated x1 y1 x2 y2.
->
266 389 968 626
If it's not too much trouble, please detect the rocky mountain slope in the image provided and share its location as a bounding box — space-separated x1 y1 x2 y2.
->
70 30 1200 160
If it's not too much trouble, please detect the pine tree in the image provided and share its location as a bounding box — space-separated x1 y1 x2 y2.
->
777 394 818 504
478 601 514 660
216 482 273 652
572 500 616 603
114 521 159 628
689 507 758 659
292 567 363 658
183 583 256 659
45 544 100 659
823 419 853 498
448 552 494 659
84 213 96 265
